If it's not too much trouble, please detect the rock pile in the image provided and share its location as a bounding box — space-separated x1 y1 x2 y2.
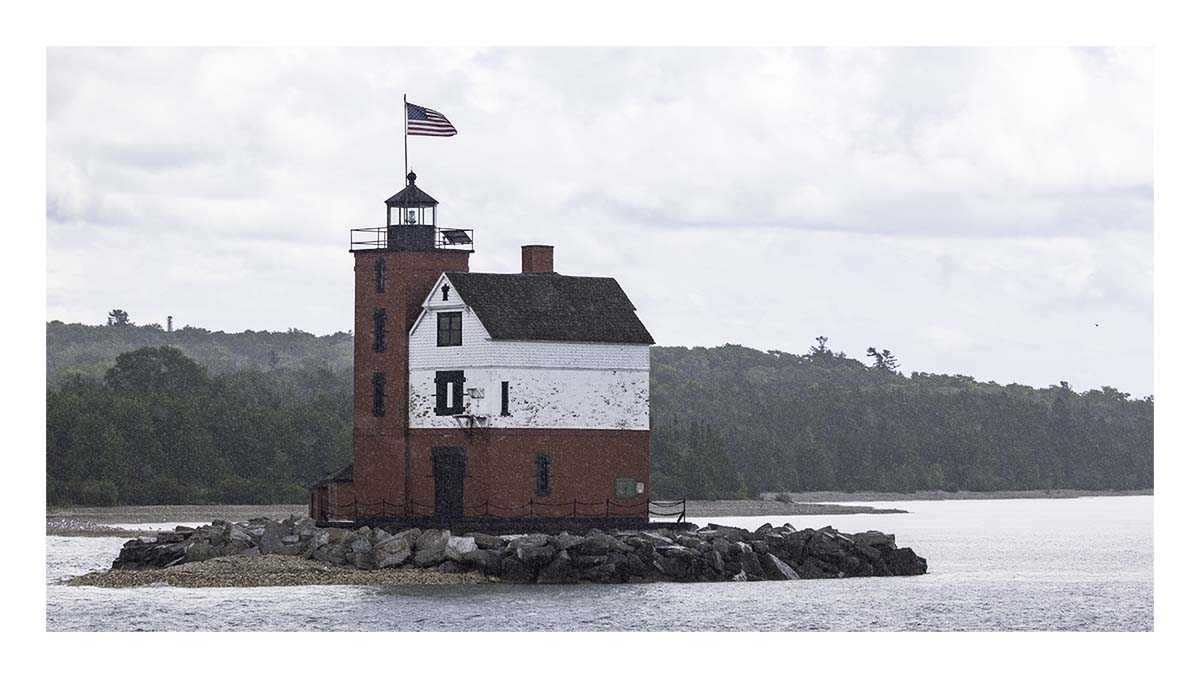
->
111 517 927 583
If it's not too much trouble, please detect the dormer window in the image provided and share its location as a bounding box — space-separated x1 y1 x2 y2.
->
437 312 462 347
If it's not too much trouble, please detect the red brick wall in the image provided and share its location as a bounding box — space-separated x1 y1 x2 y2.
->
351 249 470 512
407 428 650 519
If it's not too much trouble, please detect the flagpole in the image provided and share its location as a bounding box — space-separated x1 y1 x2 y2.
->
403 93 408 177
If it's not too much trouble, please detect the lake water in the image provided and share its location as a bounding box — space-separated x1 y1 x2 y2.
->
45 495 1153 631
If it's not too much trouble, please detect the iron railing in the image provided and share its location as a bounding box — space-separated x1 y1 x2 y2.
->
320 497 686 524
349 226 475 252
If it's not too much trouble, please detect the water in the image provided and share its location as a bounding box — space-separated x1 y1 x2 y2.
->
45 495 1152 631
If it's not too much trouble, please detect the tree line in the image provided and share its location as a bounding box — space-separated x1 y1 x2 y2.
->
45 321 1152 505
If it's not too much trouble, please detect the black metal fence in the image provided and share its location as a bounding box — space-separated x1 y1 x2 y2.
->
322 497 686 524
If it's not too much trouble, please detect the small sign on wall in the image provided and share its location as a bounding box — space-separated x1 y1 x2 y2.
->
636 482 645 494
615 478 637 498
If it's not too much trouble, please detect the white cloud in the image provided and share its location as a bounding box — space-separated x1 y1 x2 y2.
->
45 47 1153 394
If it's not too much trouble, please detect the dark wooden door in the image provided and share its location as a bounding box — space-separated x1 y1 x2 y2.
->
432 446 466 520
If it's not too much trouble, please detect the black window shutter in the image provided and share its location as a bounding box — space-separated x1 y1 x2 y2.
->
500 381 510 416
434 370 465 415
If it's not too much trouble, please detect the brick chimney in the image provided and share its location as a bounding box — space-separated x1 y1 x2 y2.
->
521 245 555 274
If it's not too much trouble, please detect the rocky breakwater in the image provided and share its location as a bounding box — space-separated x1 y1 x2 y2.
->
108 516 927 584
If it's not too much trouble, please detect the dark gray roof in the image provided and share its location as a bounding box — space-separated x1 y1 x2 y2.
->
445 272 654 345
385 172 438 206
309 463 353 488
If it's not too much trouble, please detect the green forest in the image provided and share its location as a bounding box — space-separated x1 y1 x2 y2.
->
46 317 1153 506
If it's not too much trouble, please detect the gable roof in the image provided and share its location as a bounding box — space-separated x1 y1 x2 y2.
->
444 272 654 345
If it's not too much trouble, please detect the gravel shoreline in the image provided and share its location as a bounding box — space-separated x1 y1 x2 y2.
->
65 554 492 588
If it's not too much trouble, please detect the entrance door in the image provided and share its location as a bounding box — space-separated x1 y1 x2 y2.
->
431 446 467 520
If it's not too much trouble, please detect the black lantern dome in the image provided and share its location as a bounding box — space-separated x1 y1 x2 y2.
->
385 171 438 227
349 171 472 252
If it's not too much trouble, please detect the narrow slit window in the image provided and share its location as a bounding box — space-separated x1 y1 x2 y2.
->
373 308 387 352
375 257 386 293
500 381 510 416
372 371 386 417
535 453 551 497
437 311 462 347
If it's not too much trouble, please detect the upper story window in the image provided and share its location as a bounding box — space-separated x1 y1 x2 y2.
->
441 284 450 301
435 370 465 415
500 381 511 417
437 312 462 347
375 257 386 293
373 308 387 352
372 371 386 417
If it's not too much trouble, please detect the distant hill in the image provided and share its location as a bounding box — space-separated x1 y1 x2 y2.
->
47 320 352 384
45 321 1153 506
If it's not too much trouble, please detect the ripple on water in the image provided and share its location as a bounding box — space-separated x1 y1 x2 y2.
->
46 496 1152 631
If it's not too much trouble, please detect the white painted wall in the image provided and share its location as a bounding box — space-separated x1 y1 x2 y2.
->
408 273 651 430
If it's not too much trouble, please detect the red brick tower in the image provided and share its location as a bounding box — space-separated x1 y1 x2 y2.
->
348 171 472 516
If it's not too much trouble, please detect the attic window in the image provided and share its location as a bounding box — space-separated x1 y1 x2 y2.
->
441 284 450 301
437 312 462 347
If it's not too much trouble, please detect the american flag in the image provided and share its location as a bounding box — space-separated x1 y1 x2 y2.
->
406 102 457 137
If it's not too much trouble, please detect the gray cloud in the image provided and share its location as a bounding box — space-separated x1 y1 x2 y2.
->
46 47 1153 394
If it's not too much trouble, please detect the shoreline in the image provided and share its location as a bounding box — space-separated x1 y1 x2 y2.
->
766 488 1152 505
45 489 1151 536
65 554 492 588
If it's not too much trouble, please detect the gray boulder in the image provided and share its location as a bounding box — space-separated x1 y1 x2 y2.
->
516 544 556 569
882 547 927 576
412 529 451 566
312 543 348 565
444 535 478 562
762 553 801 581
258 521 289 555
852 530 896 550
537 551 577 584
553 532 586 551
461 548 503 575
374 536 413 568
466 532 505 550
738 543 765 580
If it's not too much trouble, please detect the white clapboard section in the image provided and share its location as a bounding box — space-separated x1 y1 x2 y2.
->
408 274 650 430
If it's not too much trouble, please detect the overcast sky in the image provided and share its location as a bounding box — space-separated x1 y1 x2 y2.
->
46 47 1153 395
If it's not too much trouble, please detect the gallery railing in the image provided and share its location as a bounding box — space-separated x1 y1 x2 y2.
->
322 497 687 524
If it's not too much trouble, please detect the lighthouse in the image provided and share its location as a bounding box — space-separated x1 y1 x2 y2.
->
310 172 654 527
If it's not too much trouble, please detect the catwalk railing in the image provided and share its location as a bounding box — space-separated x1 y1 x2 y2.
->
320 497 687 524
